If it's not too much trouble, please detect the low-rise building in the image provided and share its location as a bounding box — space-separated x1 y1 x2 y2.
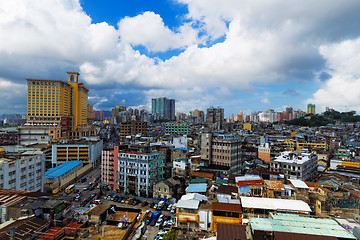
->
153 177 182 200
51 139 103 167
270 150 317 181
165 123 189 135
0 150 45 192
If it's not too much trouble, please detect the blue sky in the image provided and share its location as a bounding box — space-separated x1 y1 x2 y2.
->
1 0 360 117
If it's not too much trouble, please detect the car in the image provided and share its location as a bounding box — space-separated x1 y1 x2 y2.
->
75 196 81 202
73 189 79 193
93 200 101 205
167 204 172 211
155 218 164 227
125 198 132 204
69 197 75 202
170 206 176 213
90 193 96 198
141 201 148 207
150 218 157 226
149 202 155 208
120 197 126 203
153 204 158 209
113 196 119 202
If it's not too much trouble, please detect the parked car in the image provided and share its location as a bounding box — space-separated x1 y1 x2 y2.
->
125 198 132 204
73 189 79 193
167 204 172 211
141 201 148 207
155 218 164 227
149 202 155 208
150 218 157 226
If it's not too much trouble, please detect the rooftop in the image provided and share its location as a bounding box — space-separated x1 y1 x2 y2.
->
217 223 247 240
274 151 313 164
289 179 309 189
240 196 311 213
44 161 83 178
250 213 356 239
186 183 207 193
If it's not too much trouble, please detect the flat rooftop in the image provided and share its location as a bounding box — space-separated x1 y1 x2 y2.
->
250 213 356 239
273 151 313 164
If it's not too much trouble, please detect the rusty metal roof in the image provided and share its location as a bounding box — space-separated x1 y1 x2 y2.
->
212 202 242 212
265 180 285 190
217 223 247 240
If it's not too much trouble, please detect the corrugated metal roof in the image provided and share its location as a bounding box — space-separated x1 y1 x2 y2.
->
186 183 207 193
212 202 242 212
249 213 356 239
217 223 247 240
273 231 338 240
235 175 262 182
240 197 311 212
190 178 207 183
176 199 200 209
289 179 309 189
0 194 26 207
44 161 82 178
265 180 285 190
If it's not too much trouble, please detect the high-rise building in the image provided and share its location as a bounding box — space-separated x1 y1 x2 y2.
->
21 72 94 144
26 72 89 130
237 111 243 122
111 105 126 116
206 106 224 129
307 104 315 115
151 97 175 120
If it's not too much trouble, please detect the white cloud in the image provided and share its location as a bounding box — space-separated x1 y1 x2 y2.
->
307 37 360 112
118 11 200 52
1 0 360 114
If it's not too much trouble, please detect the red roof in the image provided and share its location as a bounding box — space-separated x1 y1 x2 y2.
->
237 179 264 186
212 202 242 212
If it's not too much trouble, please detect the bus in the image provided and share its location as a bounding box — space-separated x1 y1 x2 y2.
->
65 184 75 194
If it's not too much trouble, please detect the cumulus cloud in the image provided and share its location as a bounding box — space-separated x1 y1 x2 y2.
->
1 0 360 114
307 37 360 112
118 11 200 52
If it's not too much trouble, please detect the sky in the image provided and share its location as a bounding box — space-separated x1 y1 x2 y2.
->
1 0 360 117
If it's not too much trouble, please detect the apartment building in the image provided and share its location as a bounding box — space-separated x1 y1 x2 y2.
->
270 151 318 181
102 146 165 197
201 133 242 174
0 151 45 191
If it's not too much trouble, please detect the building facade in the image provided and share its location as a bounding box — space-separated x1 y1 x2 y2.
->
206 106 224 129
0 151 45 192
21 72 93 144
307 103 316 114
119 119 147 139
151 97 175 120
51 140 103 167
201 133 242 174
270 151 318 181
102 146 165 197
258 143 271 163
165 123 189 135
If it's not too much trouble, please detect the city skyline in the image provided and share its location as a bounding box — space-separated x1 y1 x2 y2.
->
1 1 360 116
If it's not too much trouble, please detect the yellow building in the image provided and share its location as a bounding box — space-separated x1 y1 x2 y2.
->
26 72 90 131
307 103 315 114
243 123 252 131
211 202 242 231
